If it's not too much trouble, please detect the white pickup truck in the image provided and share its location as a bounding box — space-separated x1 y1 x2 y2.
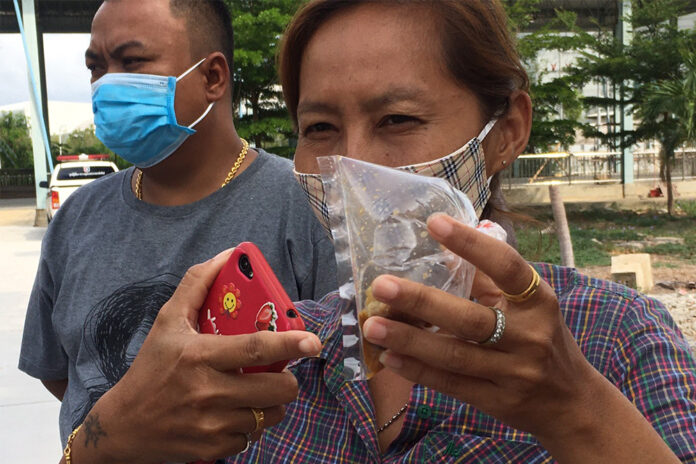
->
39 154 119 222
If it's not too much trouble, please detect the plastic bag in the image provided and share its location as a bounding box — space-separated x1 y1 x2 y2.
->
318 156 481 381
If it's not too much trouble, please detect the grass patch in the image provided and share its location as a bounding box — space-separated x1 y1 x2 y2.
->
654 261 679 269
677 200 696 218
516 226 611 267
514 203 696 267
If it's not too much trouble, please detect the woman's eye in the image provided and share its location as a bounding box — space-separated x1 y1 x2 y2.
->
303 122 335 135
380 114 421 127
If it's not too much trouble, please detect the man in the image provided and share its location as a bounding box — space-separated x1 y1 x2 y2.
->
18 0 335 461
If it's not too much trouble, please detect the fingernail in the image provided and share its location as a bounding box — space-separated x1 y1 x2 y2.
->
379 351 403 369
428 214 453 239
363 318 387 342
298 336 320 355
363 318 387 341
372 276 399 301
214 247 234 259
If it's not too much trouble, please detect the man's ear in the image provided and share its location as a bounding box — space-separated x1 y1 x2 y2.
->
485 90 532 177
202 52 230 103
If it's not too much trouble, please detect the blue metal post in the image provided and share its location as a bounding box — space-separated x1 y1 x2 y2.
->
14 0 53 223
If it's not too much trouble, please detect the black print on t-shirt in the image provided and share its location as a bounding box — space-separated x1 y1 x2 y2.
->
73 274 180 430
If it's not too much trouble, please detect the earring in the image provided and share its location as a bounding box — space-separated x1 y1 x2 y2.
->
502 160 508 167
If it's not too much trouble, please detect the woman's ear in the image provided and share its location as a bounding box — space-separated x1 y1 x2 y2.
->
202 52 230 103
485 90 532 177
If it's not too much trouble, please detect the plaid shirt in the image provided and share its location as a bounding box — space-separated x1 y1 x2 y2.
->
227 263 696 463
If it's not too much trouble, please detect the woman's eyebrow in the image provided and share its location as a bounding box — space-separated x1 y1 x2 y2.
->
297 88 427 117
361 88 426 112
297 100 339 116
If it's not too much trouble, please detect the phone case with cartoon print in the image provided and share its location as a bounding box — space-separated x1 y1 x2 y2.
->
197 242 305 373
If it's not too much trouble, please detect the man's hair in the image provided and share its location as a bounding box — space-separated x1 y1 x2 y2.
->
102 0 234 75
169 0 235 76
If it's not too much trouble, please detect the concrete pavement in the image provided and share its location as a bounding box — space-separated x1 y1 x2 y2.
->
0 199 61 461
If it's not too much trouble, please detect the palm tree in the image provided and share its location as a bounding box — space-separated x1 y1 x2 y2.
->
637 49 696 215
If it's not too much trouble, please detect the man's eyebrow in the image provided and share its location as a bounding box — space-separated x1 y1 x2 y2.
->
85 49 99 61
108 40 146 58
85 40 146 61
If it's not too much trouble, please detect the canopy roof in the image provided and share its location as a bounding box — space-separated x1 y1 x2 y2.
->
0 1 98 33
534 0 619 29
1 0 696 34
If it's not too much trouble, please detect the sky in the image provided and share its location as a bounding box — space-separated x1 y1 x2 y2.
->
0 33 91 106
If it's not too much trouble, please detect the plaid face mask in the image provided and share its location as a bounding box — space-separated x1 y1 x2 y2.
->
294 120 496 235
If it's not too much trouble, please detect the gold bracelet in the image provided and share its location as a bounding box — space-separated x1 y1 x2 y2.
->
63 424 82 464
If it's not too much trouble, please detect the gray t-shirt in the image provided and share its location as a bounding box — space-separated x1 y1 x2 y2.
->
18 149 337 445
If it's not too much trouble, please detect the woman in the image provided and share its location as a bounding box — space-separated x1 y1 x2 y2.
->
227 0 696 462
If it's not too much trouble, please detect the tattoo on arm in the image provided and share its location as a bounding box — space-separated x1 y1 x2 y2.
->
83 413 107 448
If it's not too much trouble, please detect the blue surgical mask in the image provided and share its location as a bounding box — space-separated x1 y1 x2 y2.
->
91 58 214 168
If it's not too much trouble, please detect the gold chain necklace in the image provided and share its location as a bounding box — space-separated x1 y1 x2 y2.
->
134 138 250 201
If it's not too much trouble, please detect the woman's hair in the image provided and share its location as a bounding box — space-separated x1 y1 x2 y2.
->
278 0 531 243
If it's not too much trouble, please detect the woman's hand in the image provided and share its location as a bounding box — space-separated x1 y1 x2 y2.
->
69 249 322 464
362 213 680 463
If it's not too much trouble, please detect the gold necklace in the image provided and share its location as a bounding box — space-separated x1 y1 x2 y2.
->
135 138 250 201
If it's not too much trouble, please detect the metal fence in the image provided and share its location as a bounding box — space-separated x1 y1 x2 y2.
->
0 169 34 187
633 150 696 181
0 169 36 198
503 149 696 185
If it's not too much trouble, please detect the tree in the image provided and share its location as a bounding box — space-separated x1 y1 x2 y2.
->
0 111 33 169
505 2 587 153
505 2 580 266
51 126 130 170
565 0 696 210
548 184 575 266
638 49 696 215
226 0 301 155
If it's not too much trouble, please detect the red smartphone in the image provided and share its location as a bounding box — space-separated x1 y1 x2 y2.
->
197 242 306 373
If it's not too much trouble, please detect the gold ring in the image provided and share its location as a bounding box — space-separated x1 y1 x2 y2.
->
251 408 264 433
501 265 540 303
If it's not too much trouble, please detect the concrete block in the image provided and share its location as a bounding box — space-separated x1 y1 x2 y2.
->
611 254 653 292
611 272 637 290
34 208 48 227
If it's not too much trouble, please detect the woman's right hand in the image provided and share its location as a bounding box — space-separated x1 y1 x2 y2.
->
68 249 322 464
362 214 681 464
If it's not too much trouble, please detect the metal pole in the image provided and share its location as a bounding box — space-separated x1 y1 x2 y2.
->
617 0 634 187
568 153 572 185
15 0 52 225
